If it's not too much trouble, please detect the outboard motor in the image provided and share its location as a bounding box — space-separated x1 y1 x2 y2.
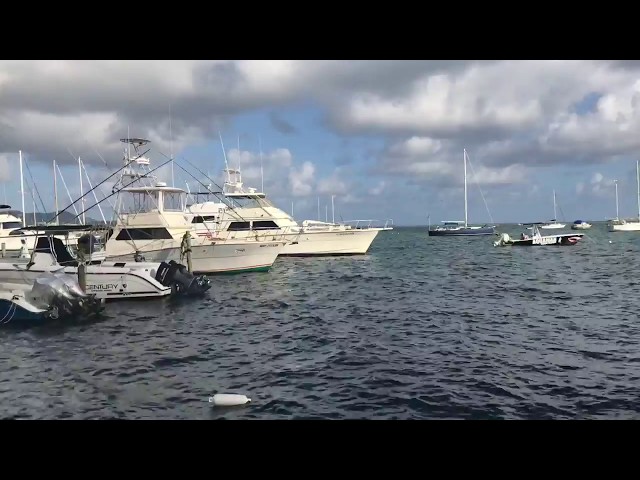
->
154 260 211 296
29 272 104 320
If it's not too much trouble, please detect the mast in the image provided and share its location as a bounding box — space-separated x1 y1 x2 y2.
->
553 189 557 220
325 204 328 222
78 156 85 224
169 104 174 187
636 160 639 219
53 159 59 225
463 149 468 228
317 196 320 221
19 150 25 226
259 135 264 193
615 180 619 220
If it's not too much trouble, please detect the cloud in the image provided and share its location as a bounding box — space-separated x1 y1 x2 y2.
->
377 136 528 187
269 112 297 134
289 161 315 197
0 154 12 182
4 59 640 206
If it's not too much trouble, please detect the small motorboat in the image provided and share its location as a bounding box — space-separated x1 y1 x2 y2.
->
494 223 584 247
0 226 211 301
1 272 104 327
571 220 592 230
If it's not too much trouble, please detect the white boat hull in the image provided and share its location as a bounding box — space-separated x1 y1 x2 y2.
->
106 239 286 273
539 223 566 229
0 262 172 300
279 229 382 255
571 223 591 230
608 221 640 232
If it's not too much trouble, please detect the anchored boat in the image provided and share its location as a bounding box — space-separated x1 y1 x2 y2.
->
493 223 584 246
1 272 104 327
0 225 211 300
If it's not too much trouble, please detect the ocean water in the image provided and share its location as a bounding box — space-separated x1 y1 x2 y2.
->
2 223 640 420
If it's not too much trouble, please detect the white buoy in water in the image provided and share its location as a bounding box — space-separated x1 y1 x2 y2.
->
209 394 251 406
609 240 612 244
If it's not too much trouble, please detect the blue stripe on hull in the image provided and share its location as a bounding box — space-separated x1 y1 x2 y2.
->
428 227 495 236
0 299 47 328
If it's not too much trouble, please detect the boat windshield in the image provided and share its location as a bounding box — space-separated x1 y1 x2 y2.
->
119 189 186 214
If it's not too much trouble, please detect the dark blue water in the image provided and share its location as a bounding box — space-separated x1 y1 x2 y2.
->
2 224 640 419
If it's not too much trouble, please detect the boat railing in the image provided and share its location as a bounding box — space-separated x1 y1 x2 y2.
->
342 219 394 230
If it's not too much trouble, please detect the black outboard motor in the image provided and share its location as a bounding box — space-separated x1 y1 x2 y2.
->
154 260 211 296
77 234 100 255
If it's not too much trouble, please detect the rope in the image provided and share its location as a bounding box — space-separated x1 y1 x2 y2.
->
464 151 495 225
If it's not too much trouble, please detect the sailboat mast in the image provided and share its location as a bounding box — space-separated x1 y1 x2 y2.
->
78 156 86 225
615 180 619 220
19 150 25 226
53 159 59 225
463 149 468 228
553 190 557 220
636 160 639 219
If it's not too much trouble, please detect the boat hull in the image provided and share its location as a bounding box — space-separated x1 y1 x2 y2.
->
0 263 173 300
0 296 48 327
106 240 286 274
429 226 495 236
279 229 382 256
498 233 584 246
539 224 566 229
608 221 640 232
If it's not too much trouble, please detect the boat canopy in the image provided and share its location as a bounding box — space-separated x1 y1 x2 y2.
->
573 219 586 224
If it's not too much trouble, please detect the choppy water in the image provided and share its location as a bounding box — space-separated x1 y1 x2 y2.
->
2 223 640 419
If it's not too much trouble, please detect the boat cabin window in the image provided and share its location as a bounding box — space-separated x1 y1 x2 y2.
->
163 192 184 212
228 221 251 231
253 220 280 230
191 215 218 223
1 221 22 229
115 228 173 240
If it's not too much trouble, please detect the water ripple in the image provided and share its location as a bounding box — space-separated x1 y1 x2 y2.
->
1 224 640 419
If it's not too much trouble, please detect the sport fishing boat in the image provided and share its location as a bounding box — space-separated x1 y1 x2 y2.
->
187 167 391 256
0 225 211 300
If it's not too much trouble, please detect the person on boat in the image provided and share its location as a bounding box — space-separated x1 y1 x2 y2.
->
19 238 30 258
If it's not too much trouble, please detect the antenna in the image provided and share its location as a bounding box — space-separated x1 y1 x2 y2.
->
331 195 336 224
317 196 320 221
19 150 26 226
259 135 264 193
218 131 231 184
169 104 175 187
325 204 328 222
237 134 241 171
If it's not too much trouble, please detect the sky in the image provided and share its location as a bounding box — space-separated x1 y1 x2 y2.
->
2 60 640 225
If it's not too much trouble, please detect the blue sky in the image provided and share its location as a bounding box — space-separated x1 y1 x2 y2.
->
2 60 640 225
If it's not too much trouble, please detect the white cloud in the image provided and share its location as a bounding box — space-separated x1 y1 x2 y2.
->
368 181 385 196
289 161 315 197
378 136 528 187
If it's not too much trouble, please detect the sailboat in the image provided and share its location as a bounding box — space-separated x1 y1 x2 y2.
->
608 160 640 232
539 190 566 229
428 149 495 236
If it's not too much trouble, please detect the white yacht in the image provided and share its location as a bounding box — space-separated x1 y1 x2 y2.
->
608 161 640 232
187 168 392 256
104 182 286 273
0 205 39 257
